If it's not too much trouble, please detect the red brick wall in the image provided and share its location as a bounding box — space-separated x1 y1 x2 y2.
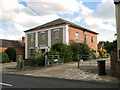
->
0 47 25 59
69 26 84 43
84 31 97 51
111 50 120 78
0 47 7 52
69 26 97 51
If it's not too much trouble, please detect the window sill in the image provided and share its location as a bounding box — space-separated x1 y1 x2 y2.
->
54 38 59 40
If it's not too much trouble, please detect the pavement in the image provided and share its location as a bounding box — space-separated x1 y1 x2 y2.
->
1 73 119 88
1 60 119 84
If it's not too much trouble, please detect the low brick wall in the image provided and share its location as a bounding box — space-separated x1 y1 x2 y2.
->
111 50 120 78
24 59 36 66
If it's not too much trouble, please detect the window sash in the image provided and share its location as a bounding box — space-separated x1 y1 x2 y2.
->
76 32 79 40
91 37 93 43
30 49 34 56
84 34 86 42
41 33 45 41
55 31 59 39
30 34 33 42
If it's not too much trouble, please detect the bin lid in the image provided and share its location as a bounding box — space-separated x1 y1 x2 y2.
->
97 60 106 62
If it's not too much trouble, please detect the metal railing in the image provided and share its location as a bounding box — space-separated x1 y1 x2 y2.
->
45 55 64 67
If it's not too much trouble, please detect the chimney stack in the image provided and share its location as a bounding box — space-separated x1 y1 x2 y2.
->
22 37 25 42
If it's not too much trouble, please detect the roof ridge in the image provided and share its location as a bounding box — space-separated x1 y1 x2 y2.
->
24 18 98 34
0 39 22 42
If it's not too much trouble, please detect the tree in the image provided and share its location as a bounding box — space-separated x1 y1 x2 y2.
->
51 43 73 62
70 42 90 61
0 52 9 63
105 40 117 53
5 47 16 62
99 40 117 53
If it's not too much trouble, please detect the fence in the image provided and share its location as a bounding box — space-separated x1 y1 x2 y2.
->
78 55 110 70
45 55 64 67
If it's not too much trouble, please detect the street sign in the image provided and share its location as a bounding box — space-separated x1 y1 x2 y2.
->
39 44 48 47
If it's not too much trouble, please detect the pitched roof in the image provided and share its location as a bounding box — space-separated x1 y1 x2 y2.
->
0 39 24 48
24 18 98 34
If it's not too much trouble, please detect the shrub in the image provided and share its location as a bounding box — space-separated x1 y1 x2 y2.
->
0 52 9 63
34 54 45 66
51 43 73 63
6 47 16 62
90 49 96 58
45 49 59 56
70 43 90 61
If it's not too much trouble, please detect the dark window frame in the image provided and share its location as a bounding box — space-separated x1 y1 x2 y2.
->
30 49 34 56
41 33 45 41
54 31 59 39
91 36 94 43
76 32 79 40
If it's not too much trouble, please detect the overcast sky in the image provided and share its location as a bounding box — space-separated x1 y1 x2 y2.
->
0 0 117 43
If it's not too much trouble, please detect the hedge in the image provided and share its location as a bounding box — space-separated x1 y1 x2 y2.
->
0 52 9 63
5 47 16 62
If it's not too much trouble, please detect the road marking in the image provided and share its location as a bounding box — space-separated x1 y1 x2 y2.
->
0 82 12 87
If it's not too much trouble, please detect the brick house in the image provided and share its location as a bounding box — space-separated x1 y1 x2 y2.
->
98 42 104 50
24 18 98 59
0 37 25 59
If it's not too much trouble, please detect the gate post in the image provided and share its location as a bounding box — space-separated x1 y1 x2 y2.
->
78 54 80 69
45 55 47 67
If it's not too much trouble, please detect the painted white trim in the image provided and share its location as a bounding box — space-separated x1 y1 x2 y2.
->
63 25 69 45
54 29 59 32
63 27 66 44
25 34 28 59
25 25 66 34
35 32 38 48
48 30 51 48
66 25 69 45
29 47 34 49
40 32 45 34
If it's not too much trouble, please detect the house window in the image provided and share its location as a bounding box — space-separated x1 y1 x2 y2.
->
41 33 45 41
55 31 59 39
84 34 87 42
30 49 34 56
91 36 93 43
76 32 79 40
30 34 33 42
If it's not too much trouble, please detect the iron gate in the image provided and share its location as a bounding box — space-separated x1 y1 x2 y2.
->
45 55 64 67
77 55 111 70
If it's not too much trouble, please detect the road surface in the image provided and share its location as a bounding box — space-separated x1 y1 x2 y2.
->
1 73 119 88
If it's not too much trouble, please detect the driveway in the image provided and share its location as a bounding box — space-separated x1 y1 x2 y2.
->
1 60 119 84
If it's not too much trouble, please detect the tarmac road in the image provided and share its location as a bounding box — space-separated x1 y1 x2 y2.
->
1 73 119 89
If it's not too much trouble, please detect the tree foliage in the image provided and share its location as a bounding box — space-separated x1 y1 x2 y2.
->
0 52 9 63
5 47 16 62
51 43 73 62
98 40 117 53
70 42 90 61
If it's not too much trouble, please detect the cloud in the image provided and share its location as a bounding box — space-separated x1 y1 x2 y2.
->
0 28 5 33
93 0 115 24
0 24 28 40
1 0 82 25
72 17 82 22
80 0 116 42
25 0 80 15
